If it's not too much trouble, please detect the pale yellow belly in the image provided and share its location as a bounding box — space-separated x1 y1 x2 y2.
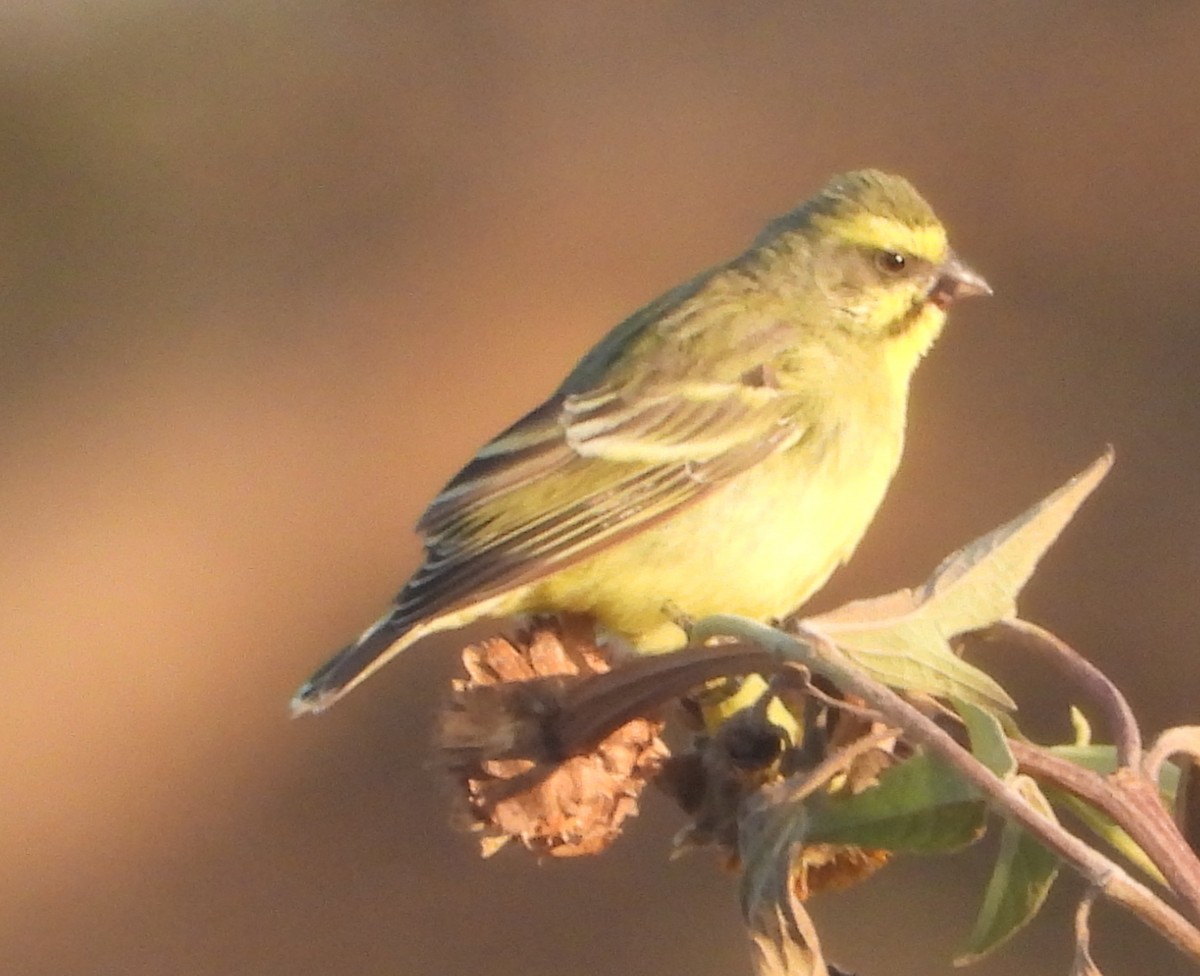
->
526 425 903 652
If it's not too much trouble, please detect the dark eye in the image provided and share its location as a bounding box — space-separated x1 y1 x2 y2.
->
874 249 907 275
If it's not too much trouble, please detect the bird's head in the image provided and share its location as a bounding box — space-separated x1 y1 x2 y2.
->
753 169 990 358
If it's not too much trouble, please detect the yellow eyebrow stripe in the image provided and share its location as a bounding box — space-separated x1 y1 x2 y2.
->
815 212 948 263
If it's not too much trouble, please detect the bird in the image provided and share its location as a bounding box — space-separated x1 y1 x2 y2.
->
291 169 990 716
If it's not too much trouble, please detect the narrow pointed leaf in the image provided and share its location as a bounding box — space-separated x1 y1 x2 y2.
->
956 776 1061 964
957 699 1017 777
1042 743 1177 884
1047 789 1166 885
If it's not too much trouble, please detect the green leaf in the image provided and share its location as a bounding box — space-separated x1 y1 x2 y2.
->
957 699 1017 778
803 752 986 854
1047 788 1166 886
827 631 1015 715
808 450 1113 712
956 776 1061 965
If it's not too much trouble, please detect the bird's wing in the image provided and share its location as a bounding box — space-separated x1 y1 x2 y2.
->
398 369 806 626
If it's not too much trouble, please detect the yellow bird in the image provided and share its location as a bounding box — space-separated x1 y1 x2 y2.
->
292 169 990 716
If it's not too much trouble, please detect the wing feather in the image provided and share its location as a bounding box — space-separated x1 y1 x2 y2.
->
564 380 790 461
392 378 804 629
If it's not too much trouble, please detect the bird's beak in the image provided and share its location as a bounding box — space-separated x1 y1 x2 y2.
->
928 253 992 310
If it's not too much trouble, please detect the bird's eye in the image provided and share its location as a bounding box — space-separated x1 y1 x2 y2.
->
874 249 907 275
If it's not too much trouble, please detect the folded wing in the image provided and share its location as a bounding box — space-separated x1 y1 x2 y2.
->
401 374 804 626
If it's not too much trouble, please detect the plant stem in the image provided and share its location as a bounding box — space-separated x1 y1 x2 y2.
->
688 614 1200 965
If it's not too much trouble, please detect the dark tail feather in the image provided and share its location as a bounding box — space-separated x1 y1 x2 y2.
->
289 615 408 716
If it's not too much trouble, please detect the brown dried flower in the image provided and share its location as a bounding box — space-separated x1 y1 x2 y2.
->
438 618 894 898
437 618 668 858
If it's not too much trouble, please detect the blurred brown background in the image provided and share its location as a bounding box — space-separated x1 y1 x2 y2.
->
3 3 1199 974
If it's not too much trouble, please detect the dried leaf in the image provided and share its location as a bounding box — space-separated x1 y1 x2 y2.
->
957 776 1061 965
1071 891 1104 976
790 843 891 901
744 895 830 976
808 450 1113 711
739 795 831 976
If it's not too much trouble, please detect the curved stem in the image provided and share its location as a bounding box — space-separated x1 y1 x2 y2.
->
981 618 1142 767
1144 726 1200 784
1012 741 1200 919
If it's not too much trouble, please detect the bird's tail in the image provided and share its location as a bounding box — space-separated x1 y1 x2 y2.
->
290 612 415 716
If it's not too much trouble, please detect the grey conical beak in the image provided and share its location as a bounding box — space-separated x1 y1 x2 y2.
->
929 253 992 309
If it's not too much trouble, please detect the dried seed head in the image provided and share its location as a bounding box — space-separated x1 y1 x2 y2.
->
660 683 897 899
437 618 668 858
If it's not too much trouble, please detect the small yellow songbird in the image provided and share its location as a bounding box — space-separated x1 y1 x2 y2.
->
291 170 990 716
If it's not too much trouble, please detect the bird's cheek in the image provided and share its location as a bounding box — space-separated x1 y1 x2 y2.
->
867 289 921 335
